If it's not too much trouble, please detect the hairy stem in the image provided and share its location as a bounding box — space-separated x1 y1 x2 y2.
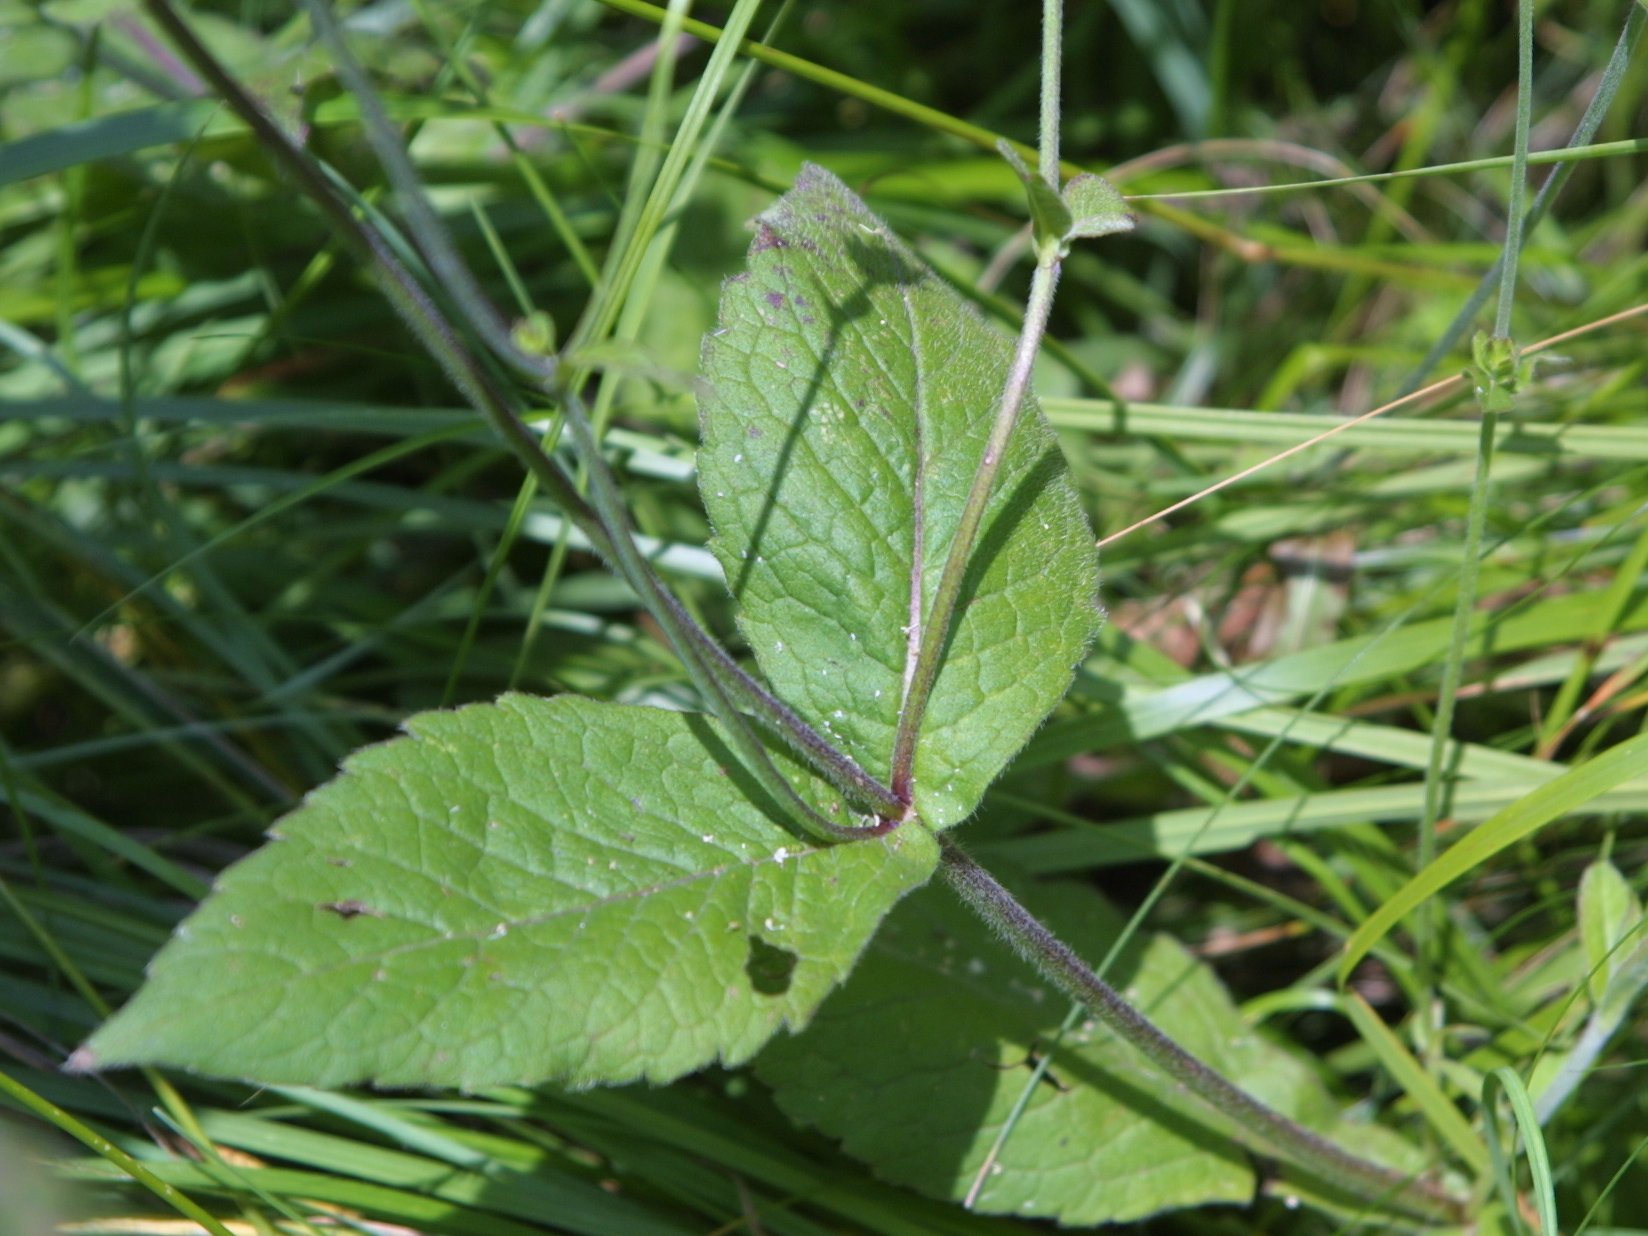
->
556 383 902 834
939 839 1470 1225
300 0 543 384
889 0 1068 799
1493 0 1534 341
1038 0 1062 186
890 256 1061 797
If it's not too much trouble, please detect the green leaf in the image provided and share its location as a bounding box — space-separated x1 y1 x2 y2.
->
1529 858 1648 1123
1470 330 1523 414
1482 1068 1558 1236
74 695 937 1089
1579 857 1643 1004
699 164 1099 830
756 876 1395 1225
1061 172 1134 241
995 140 1072 258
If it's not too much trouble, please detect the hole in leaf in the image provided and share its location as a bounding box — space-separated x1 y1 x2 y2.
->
745 935 799 996
318 900 382 920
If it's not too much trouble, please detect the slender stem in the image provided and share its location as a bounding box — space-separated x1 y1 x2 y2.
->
889 256 1062 796
938 839 1470 1225
889 0 1067 798
1403 3 1643 391
141 0 902 831
1415 0 1527 1005
1038 0 1062 186
593 0 1045 171
1493 0 1534 339
300 0 553 384
557 383 901 834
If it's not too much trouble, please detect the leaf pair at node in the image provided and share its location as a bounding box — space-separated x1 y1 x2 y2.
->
997 140 1134 262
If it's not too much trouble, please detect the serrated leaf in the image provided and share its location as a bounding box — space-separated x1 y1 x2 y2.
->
699 164 1099 830
1061 172 1134 240
76 694 937 1090
756 875 1402 1225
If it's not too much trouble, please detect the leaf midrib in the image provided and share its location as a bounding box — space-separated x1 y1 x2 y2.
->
895 279 929 766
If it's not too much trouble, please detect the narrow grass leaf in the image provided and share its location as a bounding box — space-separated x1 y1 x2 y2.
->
982 776 1648 873
700 165 1099 829
0 101 224 186
1339 731 1648 983
76 695 936 1089
1338 992 1488 1176
1484 1067 1558 1236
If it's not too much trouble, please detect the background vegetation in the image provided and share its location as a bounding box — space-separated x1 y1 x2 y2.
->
3 0 1648 1231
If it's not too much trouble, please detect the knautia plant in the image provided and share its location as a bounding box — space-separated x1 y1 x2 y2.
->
79 157 1099 1088
66 0 1485 1227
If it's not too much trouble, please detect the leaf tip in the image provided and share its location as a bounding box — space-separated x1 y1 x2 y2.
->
62 1045 101 1075
995 138 1034 182
1062 173 1135 241
749 221 787 254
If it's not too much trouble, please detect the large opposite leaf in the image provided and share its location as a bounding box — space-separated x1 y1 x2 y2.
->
699 164 1100 829
75 695 936 1090
757 875 1419 1225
